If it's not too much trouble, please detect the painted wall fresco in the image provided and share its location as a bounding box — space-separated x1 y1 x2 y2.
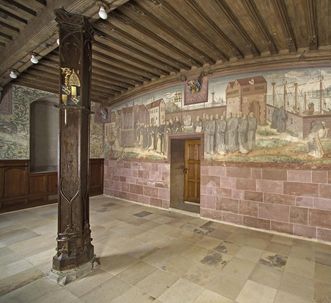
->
0 85 55 159
104 67 331 165
0 85 104 160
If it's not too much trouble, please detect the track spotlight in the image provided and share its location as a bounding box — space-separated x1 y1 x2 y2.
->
98 5 108 20
10 70 18 79
31 53 39 64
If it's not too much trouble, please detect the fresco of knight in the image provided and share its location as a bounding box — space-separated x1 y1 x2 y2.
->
103 68 331 164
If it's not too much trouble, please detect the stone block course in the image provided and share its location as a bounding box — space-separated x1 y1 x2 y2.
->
105 160 331 243
290 206 308 225
262 168 287 180
284 182 318 196
263 193 295 205
259 203 290 222
287 170 312 183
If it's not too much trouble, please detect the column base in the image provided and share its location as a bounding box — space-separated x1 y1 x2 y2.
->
48 255 97 285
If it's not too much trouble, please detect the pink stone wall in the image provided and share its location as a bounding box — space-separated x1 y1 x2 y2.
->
104 159 331 243
104 160 170 209
201 165 331 242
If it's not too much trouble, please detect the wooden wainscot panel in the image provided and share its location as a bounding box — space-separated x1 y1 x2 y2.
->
47 173 57 194
3 162 29 198
89 158 104 196
0 159 104 213
29 174 48 194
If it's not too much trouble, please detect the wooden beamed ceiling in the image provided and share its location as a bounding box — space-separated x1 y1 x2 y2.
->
0 0 330 105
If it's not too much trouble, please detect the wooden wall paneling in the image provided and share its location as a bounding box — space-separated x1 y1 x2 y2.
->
0 159 104 213
89 158 104 196
29 174 48 194
4 166 28 198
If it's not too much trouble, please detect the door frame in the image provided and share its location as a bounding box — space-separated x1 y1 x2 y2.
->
168 132 204 209
168 132 204 162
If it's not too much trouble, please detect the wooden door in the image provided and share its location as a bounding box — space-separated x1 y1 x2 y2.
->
184 139 201 203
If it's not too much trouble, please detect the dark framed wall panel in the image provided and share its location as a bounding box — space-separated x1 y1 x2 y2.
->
0 159 104 213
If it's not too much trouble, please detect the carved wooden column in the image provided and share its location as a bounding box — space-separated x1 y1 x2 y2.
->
50 8 95 284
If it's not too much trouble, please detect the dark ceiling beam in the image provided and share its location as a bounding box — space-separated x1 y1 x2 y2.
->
96 22 188 71
0 20 20 32
214 0 260 57
0 0 37 17
92 70 135 89
15 79 58 93
35 60 127 92
126 1 216 65
0 0 130 87
148 0 229 62
0 7 28 24
241 0 278 55
94 38 174 75
91 73 130 90
271 0 297 52
306 0 318 50
93 49 160 78
114 10 203 67
0 32 11 41
184 0 243 59
48 50 141 86
41 57 134 88
93 58 151 82
14 0 46 10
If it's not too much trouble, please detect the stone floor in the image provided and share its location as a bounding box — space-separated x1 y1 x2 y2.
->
1 195 331 303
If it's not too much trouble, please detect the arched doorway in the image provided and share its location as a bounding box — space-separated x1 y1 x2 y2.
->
30 98 59 172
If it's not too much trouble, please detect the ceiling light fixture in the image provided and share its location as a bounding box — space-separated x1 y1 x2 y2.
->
9 70 18 79
98 5 108 20
31 53 39 64
56 38 60 45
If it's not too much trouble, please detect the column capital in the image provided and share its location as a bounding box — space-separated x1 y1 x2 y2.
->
55 8 94 39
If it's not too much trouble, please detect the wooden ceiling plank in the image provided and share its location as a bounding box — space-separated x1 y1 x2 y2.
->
49 49 142 86
126 1 216 65
36 60 126 92
306 0 318 50
0 0 37 17
0 31 11 40
91 74 129 90
15 80 58 93
0 19 19 32
93 49 161 77
271 0 297 52
94 38 175 74
92 58 150 82
14 0 46 11
114 10 203 67
92 60 145 84
0 7 28 24
237 0 278 55
183 0 243 59
214 0 260 57
42 53 134 88
93 71 134 88
96 23 188 71
151 0 229 62
93 54 157 80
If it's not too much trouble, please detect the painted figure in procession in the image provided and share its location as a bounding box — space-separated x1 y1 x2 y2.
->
207 114 216 154
226 113 239 152
238 112 249 154
194 115 203 133
307 121 328 158
215 114 227 155
247 112 257 151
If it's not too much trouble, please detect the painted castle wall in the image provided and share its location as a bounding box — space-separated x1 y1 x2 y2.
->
103 66 331 243
0 85 104 161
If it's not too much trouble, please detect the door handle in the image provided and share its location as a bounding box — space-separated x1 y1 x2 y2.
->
183 168 188 174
